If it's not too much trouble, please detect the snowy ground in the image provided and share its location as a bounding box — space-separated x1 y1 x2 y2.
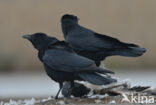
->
0 69 156 105
0 69 155 98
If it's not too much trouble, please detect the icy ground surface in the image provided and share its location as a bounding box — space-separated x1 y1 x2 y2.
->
0 69 155 98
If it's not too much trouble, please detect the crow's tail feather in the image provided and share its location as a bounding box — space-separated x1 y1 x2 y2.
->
111 43 146 57
78 72 117 85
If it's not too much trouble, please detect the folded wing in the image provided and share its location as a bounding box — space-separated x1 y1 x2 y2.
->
42 48 114 74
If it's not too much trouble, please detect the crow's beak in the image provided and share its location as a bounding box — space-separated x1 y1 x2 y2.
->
23 35 31 40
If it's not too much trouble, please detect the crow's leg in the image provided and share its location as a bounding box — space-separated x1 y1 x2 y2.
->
55 83 63 99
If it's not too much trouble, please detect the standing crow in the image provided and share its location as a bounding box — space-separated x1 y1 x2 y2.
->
23 33 116 99
61 14 146 66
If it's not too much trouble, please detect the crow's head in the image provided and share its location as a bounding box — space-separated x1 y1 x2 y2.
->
23 33 58 50
61 14 79 23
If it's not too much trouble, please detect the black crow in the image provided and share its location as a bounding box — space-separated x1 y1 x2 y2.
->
23 33 117 99
61 14 146 66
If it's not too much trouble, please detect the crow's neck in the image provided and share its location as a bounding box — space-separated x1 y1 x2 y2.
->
61 21 77 38
38 41 58 62
38 45 48 62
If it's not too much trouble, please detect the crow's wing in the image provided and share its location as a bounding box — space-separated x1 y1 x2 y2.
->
94 33 138 47
42 49 114 73
66 26 127 51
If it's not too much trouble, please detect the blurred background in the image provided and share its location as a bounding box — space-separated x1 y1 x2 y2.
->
0 0 155 98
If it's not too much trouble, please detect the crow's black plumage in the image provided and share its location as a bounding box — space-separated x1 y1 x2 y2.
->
61 14 146 66
23 33 117 99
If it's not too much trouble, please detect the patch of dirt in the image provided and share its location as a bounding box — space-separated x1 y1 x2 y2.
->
35 96 155 105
